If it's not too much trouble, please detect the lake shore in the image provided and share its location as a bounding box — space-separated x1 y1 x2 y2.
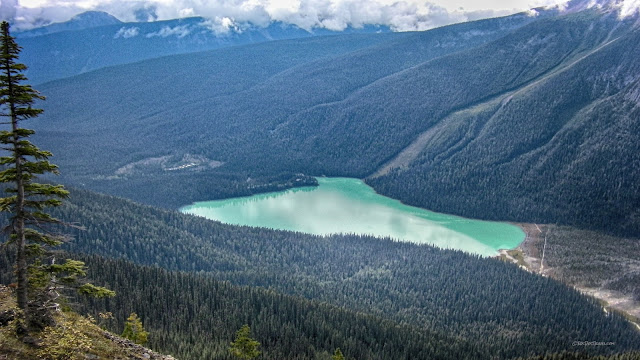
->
496 223 545 273
183 177 524 256
498 223 640 330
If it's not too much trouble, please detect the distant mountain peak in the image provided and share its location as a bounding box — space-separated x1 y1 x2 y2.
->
68 11 122 26
16 11 122 38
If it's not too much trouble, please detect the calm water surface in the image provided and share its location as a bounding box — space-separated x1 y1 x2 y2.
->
180 177 524 256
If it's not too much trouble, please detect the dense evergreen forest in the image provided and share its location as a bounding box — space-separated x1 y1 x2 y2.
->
72 255 485 360
2 187 638 358
28 11 541 199
3 254 636 359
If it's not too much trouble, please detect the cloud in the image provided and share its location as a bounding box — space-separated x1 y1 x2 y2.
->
0 0 18 22
250 0 493 31
617 0 640 17
525 8 540 16
5 0 637 33
549 0 640 18
134 5 158 22
200 17 244 35
5 0 547 31
146 24 191 38
114 26 140 38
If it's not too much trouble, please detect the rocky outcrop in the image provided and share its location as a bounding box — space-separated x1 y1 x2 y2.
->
101 331 177 360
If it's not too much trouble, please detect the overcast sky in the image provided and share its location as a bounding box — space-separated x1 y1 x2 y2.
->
1 0 636 32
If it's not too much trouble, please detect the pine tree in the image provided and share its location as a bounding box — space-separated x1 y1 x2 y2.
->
229 324 260 359
0 21 113 331
121 312 148 345
332 348 345 360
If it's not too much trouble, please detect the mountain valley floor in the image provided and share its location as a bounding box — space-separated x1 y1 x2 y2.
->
500 224 640 328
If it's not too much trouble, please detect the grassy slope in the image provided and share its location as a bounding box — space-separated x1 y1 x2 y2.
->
0 285 172 360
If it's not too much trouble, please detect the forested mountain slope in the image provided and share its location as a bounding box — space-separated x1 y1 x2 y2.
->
1 187 636 358
30 7 640 235
367 11 640 235
30 11 539 203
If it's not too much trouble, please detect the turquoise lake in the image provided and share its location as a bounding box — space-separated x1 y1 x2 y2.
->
180 177 524 256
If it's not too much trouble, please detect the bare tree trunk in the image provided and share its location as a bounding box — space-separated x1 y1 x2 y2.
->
15 216 27 312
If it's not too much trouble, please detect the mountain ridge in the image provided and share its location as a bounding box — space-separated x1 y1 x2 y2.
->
16 11 123 38
28 7 640 236
18 14 391 85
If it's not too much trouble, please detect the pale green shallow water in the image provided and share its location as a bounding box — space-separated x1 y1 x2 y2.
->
180 177 524 256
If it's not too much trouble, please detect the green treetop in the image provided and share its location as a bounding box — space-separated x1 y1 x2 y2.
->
121 312 149 345
229 324 261 359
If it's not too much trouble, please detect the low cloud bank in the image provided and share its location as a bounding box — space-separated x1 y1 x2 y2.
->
3 0 637 32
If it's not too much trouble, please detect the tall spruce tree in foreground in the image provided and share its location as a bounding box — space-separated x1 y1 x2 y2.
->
0 21 113 332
